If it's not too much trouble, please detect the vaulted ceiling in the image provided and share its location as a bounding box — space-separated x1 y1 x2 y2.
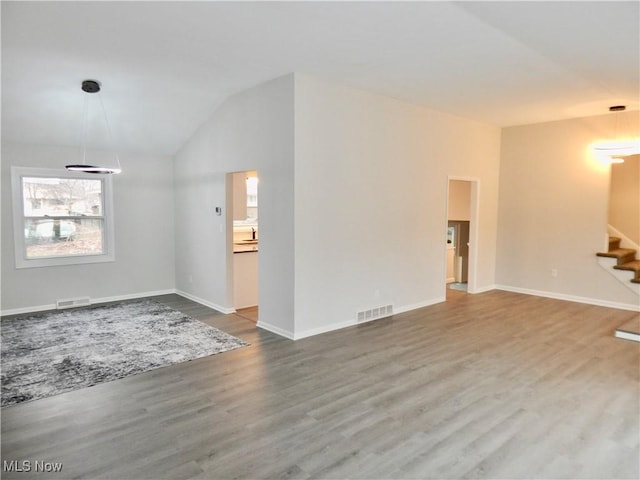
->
2 1 638 156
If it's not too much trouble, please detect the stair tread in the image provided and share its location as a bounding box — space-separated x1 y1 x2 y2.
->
599 238 640 285
614 260 640 272
597 248 636 258
608 236 622 249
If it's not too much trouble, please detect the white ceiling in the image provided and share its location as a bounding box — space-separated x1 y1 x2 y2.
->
2 1 639 156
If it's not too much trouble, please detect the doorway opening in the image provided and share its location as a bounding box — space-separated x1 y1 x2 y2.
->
607 154 639 249
445 178 479 296
229 170 259 322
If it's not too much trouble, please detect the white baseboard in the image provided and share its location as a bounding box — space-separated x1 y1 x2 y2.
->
1 289 240 318
394 296 446 315
256 320 295 340
1 289 176 317
495 285 640 312
290 296 446 341
1 303 58 317
95 289 176 305
292 319 360 340
174 290 235 314
468 284 496 294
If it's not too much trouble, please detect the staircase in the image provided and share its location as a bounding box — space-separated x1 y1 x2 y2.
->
597 236 640 285
597 236 640 342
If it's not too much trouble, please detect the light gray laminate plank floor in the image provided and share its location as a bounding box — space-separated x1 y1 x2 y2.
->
1 291 638 479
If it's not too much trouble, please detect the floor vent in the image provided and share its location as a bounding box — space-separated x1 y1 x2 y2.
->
56 297 91 310
357 304 393 323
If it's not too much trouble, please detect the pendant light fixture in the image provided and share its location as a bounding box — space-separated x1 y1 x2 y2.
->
65 79 122 174
592 105 640 164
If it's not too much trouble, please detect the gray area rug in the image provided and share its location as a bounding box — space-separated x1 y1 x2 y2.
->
1 300 248 407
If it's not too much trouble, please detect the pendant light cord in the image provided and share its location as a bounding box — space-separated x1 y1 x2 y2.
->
98 93 122 171
68 79 122 174
81 90 89 166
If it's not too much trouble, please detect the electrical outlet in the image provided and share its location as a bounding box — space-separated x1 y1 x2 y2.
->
551 269 558 278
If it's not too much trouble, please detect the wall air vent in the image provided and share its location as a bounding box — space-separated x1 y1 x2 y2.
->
56 297 91 310
356 304 393 323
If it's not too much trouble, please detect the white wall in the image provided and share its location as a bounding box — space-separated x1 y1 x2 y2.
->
173 74 295 336
448 179 471 221
608 155 639 246
293 75 502 338
231 171 248 221
8 75 633 335
1 142 175 313
496 111 640 309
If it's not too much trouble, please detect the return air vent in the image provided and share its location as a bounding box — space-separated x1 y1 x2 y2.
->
356 304 393 323
56 297 91 310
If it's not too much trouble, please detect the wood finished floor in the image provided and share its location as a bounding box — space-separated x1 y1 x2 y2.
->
235 306 259 323
1 290 639 479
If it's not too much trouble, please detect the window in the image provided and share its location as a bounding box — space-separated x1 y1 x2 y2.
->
11 167 115 268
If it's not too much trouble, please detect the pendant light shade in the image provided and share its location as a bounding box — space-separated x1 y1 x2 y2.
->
65 165 122 174
65 80 122 174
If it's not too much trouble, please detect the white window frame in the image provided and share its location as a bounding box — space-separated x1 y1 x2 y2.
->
11 166 116 268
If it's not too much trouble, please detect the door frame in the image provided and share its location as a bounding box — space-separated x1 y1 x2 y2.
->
445 176 480 293
226 170 260 313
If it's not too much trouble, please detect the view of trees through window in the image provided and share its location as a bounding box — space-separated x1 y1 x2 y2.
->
22 176 105 258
